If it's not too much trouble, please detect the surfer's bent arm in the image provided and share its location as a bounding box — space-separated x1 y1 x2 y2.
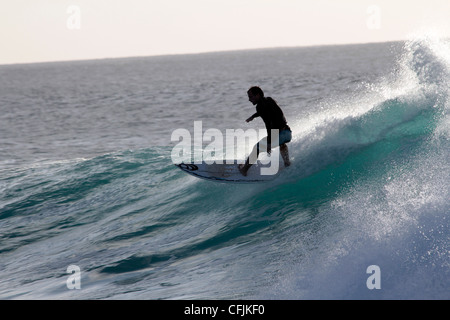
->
246 112 259 123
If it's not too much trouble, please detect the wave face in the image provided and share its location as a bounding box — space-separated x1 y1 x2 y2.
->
0 34 449 299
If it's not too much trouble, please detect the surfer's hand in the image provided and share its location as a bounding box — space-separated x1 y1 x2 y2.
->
267 147 271 155
246 116 254 123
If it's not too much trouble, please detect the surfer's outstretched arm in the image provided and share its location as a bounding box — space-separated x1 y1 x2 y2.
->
246 113 258 123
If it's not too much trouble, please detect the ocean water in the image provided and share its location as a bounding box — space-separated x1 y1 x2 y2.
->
0 33 449 299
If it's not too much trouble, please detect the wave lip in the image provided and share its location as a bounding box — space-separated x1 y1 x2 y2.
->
263 32 450 300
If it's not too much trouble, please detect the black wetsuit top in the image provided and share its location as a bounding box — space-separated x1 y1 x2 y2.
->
251 97 289 146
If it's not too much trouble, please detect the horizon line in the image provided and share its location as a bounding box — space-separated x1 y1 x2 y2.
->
0 39 407 67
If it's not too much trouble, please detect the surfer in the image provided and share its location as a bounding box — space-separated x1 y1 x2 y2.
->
239 86 292 176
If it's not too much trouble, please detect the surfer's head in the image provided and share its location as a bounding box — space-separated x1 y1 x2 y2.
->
247 86 264 105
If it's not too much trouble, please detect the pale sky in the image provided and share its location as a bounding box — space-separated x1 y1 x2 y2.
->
1 0 450 65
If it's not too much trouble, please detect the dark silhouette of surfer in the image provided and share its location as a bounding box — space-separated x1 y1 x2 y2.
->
239 86 292 176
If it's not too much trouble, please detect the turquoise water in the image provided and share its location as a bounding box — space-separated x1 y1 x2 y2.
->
0 34 449 299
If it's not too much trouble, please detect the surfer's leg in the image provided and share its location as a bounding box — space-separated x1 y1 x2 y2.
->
238 159 250 176
280 143 290 167
239 144 258 176
239 138 264 176
278 129 292 167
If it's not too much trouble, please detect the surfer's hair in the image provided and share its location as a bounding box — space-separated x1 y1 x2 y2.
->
247 86 264 97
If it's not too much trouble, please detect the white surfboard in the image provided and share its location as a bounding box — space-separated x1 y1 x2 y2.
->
175 160 282 183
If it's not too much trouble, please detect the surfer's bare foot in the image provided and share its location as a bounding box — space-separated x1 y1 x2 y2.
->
238 164 248 176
